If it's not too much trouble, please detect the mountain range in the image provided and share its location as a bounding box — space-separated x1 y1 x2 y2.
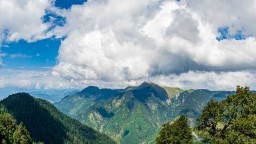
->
0 87 78 103
55 82 234 143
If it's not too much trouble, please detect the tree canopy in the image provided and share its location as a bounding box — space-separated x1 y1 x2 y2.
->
156 86 256 144
156 115 192 144
0 105 32 144
197 86 256 143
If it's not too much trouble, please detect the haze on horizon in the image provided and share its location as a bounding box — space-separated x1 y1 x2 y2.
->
0 0 256 91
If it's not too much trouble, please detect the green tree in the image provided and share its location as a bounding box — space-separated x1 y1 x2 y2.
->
0 113 16 144
197 86 256 143
0 104 33 144
156 115 192 144
13 123 32 144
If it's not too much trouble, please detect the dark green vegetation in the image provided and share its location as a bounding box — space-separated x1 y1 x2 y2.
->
0 105 33 144
55 82 233 143
0 93 115 144
197 86 256 143
156 86 256 144
156 115 192 144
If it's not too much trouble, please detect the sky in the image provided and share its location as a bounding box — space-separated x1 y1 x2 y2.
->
0 0 256 90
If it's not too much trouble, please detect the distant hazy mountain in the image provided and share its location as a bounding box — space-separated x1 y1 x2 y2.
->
0 87 78 103
1 93 116 144
55 82 234 143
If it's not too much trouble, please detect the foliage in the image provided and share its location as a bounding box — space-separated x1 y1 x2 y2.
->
13 123 33 144
0 105 33 144
197 86 256 143
156 115 192 144
1 93 115 144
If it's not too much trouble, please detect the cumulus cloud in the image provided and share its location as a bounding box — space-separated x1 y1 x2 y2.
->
50 0 256 89
1 0 256 90
0 0 54 42
182 0 256 36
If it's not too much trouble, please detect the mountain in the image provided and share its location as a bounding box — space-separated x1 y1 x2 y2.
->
55 82 233 143
29 89 79 103
0 87 77 103
54 86 124 119
0 93 116 144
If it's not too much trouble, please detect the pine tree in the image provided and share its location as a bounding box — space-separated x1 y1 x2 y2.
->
156 115 192 144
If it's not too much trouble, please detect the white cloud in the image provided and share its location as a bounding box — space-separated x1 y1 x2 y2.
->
0 69 255 91
0 0 53 42
182 0 256 36
0 53 7 66
149 71 256 91
0 0 56 70
0 69 76 89
0 0 256 90
51 0 256 89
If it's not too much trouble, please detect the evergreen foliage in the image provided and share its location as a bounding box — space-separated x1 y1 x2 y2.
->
156 115 192 144
0 105 32 144
13 123 33 144
197 86 256 143
0 93 116 144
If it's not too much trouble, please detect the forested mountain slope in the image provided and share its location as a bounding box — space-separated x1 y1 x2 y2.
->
1 93 116 144
56 82 233 143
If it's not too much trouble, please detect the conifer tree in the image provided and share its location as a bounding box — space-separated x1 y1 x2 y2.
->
156 115 192 144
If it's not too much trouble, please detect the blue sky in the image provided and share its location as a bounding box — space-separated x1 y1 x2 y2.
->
216 27 246 41
55 0 87 9
0 0 256 90
0 0 87 71
1 39 60 70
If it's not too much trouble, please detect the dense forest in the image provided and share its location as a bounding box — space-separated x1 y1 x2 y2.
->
0 93 115 144
156 86 256 143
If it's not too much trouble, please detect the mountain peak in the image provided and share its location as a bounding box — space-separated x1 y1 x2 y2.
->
80 86 100 94
137 82 159 89
133 82 169 101
4 92 33 101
